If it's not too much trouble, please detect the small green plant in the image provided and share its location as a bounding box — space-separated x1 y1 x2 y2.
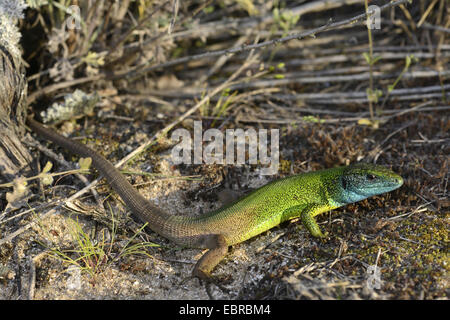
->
387 54 416 93
210 89 238 127
41 211 158 280
268 2 300 62
359 54 417 128
379 54 417 109
235 0 259 16
362 1 417 125
268 62 286 79
199 87 238 127
48 216 109 277
272 7 300 36
302 115 324 124
112 223 159 260
362 51 382 98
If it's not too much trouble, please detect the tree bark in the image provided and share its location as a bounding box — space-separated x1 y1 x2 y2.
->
0 19 31 188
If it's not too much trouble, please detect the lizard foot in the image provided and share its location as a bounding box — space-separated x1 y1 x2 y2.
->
181 269 230 299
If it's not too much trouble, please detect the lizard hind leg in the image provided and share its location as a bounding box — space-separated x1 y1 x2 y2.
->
193 234 228 278
192 234 230 299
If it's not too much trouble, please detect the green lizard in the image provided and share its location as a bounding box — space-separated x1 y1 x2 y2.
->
27 118 403 286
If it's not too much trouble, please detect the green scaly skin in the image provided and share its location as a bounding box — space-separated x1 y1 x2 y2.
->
185 163 404 245
27 118 403 284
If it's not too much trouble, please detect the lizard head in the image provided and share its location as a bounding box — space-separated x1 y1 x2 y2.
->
336 163 403 204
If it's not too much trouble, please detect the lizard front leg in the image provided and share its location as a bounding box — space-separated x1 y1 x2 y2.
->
300 204 329 238
282 203 329 238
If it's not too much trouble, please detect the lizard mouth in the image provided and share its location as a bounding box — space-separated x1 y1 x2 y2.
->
361 173 403 195
383 173 403 189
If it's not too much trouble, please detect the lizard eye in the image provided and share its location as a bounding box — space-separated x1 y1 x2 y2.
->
366 174 376 181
